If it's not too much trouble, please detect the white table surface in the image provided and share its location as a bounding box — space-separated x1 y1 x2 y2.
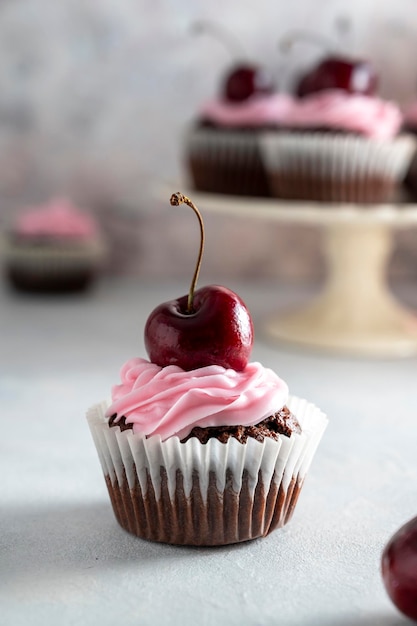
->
1 277 416 626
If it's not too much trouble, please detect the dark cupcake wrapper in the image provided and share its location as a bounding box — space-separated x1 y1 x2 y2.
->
185 127 271 197
260 132 417 203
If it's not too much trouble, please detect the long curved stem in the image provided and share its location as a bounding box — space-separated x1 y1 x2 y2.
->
191 20 247 61
278 29 336 54
170 192 205 313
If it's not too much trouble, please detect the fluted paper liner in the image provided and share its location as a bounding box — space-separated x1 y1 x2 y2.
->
2 236 106 291
185 126 270 197
3 237 105 273
87 396 328 546
260 131 416 202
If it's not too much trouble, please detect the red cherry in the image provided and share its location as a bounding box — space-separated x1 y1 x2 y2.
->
192 21 274 103
381 516 417 621
224 64 274 102
279 27 379 98
296 57 378 98
144 193 254 371
145 284 254 371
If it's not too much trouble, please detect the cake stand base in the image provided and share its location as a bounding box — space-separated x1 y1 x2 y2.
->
266 299 417 357
266 222 417 357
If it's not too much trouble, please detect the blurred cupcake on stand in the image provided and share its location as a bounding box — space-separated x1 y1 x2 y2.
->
2 197 106 293
260 23 415 204
184 21 292 197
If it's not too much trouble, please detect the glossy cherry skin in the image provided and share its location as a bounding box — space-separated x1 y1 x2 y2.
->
296 57 378 98
144 285 254 371
223 64 274 102
381 516 417 621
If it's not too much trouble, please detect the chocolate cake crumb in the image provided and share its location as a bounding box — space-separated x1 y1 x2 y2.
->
181 405 301 444
108 414 133 432
108 405 301 443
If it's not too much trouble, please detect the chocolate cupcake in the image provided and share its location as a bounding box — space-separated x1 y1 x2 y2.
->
2 198 106 293
87 360 327 546
260 90 415 203
87 192 328 546
87 193 327 546
185 91 293 198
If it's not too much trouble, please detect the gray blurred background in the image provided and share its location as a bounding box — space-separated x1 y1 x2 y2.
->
1 0 417 284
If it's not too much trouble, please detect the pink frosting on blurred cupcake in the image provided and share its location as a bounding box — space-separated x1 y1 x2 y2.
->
200 93 294 128
282 90 402 139
199 90 402 139
15 198 98 240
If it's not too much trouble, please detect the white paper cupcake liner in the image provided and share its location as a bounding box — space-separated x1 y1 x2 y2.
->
260 131 416 202
1 237 106 291
2 237 105 270
87 396 328 546
185 126 270 196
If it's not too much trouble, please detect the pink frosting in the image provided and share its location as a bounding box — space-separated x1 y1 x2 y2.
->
403 102 417 127
15 198 98 239
281 90 402 139
200 94 294 128
106 358 289 441
200 89 402 139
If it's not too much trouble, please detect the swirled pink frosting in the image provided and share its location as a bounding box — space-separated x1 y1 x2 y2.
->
200 89 402 139
106 358 289 441
15 198 98 239
281 90 402 139
200 94 294 128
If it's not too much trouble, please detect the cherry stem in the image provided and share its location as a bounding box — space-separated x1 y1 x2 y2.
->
278 29 337 55
170 192 205 314
191 20 247 62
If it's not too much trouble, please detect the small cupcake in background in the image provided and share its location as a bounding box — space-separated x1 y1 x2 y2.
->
259 25 416 204
184 21 292 197
260 89 415 204
2 197 106 293
186 91 293 198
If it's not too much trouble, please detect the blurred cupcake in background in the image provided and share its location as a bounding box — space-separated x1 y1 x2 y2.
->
2 197 106 293
184 21 291 197
260 89 415 203
259 22 416 204
186 92 293 198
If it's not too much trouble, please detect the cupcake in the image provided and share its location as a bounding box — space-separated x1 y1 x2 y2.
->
2 197 106 293
87 192 328 546
186 90 293 198
260 89 415 203
184 20 294 197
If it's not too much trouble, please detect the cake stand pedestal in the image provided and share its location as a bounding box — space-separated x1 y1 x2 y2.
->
183 190 417 357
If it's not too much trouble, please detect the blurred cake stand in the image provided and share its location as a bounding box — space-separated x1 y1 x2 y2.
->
181 190 417 357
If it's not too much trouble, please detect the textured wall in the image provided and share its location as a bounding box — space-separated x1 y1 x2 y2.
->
1 0 417 281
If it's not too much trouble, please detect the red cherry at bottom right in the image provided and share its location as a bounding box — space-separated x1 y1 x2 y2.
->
382 516 417 621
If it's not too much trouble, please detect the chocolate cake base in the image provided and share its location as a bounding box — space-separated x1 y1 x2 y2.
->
6 267 94 293
104 466 303 546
